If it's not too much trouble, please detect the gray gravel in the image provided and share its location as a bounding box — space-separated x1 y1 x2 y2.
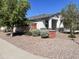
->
0 32 79 59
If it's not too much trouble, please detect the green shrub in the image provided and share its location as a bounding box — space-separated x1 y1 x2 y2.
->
68 34 76 38
40 28 47 30
24 31 32 36
40 30 49 38
31 29 40 37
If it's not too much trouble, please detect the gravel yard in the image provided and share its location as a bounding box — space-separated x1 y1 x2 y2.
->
0 32 79 59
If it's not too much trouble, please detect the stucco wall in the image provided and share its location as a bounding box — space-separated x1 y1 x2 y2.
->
56 19 61 29
49 15 64 29
56 15 64 29
34 21 46 29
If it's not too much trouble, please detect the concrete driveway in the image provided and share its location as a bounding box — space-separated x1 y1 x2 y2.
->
0 38 48 59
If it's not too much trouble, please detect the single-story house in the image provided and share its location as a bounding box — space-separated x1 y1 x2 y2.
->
29 13 64 32
29 13 79 33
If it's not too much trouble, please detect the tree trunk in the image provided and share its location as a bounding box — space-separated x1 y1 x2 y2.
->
70 24 75 38
10 27 14 37
10 32 13 37
71 27 74 35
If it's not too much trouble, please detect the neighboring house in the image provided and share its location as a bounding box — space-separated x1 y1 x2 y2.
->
29 13 64 32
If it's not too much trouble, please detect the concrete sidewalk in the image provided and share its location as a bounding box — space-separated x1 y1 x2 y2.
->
0 38 49 59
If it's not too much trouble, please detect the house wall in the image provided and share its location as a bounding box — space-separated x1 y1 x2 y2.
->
56 15 64 29
49 15 64 30
32 15 64 30
34 20 46 29
59 22 64 28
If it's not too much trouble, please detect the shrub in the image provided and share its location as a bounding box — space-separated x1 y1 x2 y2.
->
24 31 32 36
68 34 76 38
31 29 40 37
40 30 49 38
40 28 47 30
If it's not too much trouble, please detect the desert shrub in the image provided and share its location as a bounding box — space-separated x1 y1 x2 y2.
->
40 30 49 38
40 28 47 30
31 29 40 37
68 34 76 38
24 31 32 36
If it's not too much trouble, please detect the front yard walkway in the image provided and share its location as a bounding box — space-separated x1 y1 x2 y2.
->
0 32 79 59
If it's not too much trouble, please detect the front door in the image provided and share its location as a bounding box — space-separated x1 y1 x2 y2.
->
52 20 57 30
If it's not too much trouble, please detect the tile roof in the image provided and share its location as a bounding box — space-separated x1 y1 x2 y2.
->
29 13 60 20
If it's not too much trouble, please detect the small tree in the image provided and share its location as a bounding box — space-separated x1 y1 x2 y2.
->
0 0 30 37
61 3 79 38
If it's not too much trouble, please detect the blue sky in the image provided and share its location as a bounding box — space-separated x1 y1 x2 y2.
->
27 0 79 17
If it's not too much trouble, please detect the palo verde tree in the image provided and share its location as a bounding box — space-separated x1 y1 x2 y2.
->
0 0 30 36
61 3 79 38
